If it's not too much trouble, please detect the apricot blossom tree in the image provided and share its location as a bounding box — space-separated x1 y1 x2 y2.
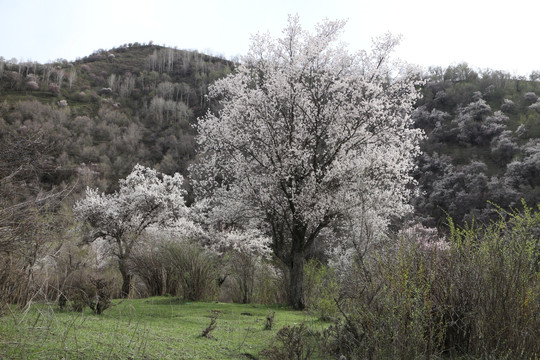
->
191 16 423 309
74 164 187 297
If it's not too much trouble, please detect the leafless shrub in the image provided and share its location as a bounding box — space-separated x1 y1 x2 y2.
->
260 324 319 360
161 241 218 301
201 314 218 339
64 270 113 314
325 209 540 359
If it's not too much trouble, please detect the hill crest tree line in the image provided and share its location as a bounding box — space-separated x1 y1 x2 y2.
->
1 17 539 359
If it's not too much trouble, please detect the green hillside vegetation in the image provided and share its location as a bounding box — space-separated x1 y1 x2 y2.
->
0 43 233 193
1 45 539 359
413 64 540 226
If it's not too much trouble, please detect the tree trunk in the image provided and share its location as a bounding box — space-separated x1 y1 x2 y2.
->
118 258 132 298
289 251 305 310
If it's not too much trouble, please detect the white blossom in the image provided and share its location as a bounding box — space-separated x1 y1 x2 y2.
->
74 164 187 241
73 164 188 296
191 16 423 308
219 228 272 259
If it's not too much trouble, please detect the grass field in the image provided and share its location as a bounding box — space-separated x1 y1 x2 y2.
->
0 297 327 359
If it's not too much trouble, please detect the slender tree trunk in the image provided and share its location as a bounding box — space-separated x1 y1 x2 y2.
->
118 258 132 298
289 251 305 310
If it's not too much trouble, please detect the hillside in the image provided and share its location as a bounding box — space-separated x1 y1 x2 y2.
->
1 49 540 225
412 64 540 226
1 45 540 360
0 43 233 194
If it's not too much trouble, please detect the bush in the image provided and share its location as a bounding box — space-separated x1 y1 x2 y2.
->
130 244 179 297
161 241 218 301
48 82 60 95
328 238 446 359
65 271 113 314
304 260 339 321
260 324 321 360
440 205 539 357
221 252 287 305
256 261 289 305
26 80 39 91
228 251 258 304
326 205 540 359
0 252 29 309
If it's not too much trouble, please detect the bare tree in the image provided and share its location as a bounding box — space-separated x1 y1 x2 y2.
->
0 131 65 306
68 67 77 89
55 69 64 87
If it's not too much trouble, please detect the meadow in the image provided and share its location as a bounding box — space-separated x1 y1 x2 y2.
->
0 297 326 360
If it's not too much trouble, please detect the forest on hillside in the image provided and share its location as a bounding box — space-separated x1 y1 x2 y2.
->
1 31 539 359
0 44 233 194
414 64 540 225
2 47 540 226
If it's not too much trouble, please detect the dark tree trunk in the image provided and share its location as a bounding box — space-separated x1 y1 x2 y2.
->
285 218 307 310
289 251 305 310
118 258 132 298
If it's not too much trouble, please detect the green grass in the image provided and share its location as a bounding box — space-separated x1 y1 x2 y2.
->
0 297 327 359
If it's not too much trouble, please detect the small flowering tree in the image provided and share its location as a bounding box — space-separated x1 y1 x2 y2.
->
73 164 187 297
48 82 60 95
26 80 39 91
217 229 272 303
192 16 423 309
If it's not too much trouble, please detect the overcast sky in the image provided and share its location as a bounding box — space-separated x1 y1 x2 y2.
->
1 0 538 76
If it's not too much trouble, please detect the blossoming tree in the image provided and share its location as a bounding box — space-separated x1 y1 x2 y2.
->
191 16 423 309
73 164 187 297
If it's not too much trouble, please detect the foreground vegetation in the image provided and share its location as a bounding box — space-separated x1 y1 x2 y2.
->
0 298 325 360
304 205 540 359
1 18 539 360
1 205 538 360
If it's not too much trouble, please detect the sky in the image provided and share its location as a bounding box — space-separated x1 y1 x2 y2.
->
1 0 539 76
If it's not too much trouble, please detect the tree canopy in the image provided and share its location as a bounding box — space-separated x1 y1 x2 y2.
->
191 16 423 309
73 164 187 296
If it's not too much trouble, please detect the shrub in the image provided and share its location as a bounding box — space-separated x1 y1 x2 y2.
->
250 260 288 305
224 252 280 305
130 244 180 297
304 260 339 321
48 82 60 95
325 205 540 359
0 252 29 309
65 271 113 314
228 251 258 304
329 238 446 359
86 276 112 315
524 92 538 103
26 80 39 91
161 241 218 301
130 251 164 297
440 205 540 357
260 324 321 360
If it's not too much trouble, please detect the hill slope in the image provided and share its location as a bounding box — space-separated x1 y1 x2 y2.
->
0 44 233 193
413 64 540 225
1 51 540 225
